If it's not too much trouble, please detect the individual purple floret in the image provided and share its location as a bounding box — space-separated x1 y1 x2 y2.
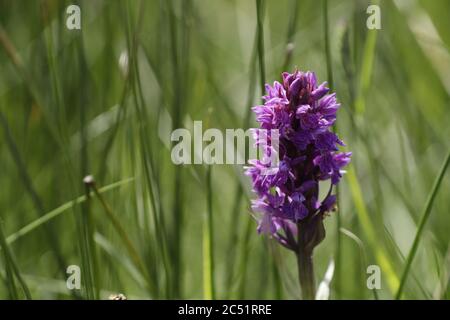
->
245 70 351 251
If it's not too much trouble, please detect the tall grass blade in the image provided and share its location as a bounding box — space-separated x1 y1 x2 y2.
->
256 0 266 95
323 0 341 298
0 109 69 280
347 165 400 293
89 179 157 297
203 167 215 299
167 0 186 298
281 0 300 72
396 149 450 299
354 6 378 115
7 178 134 244
0 221 31 299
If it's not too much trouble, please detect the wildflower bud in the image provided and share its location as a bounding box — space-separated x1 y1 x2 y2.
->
83 175 95 186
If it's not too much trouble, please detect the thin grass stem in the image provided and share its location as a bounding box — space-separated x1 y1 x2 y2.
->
0 221 31 299
87 178 157 297
396 148 450 299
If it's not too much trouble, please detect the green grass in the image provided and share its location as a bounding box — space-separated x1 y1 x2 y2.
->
0 0 449 300
396 148 450 299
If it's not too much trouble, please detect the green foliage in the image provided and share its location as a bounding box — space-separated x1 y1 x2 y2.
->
0 0 449 299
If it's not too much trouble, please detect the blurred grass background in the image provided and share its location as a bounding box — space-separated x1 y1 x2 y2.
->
0 0 449 300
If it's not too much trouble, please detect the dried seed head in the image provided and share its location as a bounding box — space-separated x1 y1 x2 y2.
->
108 293 127 300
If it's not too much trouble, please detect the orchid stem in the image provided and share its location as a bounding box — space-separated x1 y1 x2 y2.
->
297 248 315 300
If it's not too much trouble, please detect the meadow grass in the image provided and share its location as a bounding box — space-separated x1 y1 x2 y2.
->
0 0 449 300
